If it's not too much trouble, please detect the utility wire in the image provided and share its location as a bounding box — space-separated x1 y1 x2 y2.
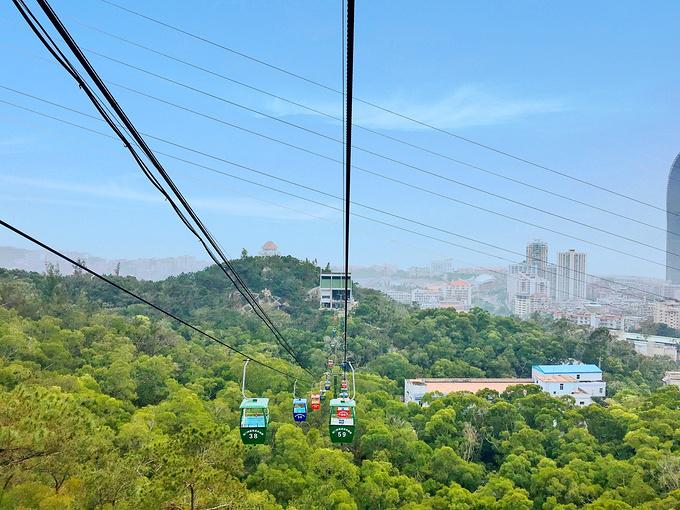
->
94 0 672 216
0 95 670 306
14 0 310 375
342 0 355 369
70 50 679 258
0 218 310 382
28 0 305 367
99 78 680 261
70 22 678 235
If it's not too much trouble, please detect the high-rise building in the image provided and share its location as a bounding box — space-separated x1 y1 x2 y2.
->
526 240 549 278
654 300 680 329
556 249 587 301
667 153 680 283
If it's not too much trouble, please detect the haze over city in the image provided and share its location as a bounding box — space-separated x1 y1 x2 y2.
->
2 1 679 277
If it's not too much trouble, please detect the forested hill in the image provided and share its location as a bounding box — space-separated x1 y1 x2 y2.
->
1 255 680 509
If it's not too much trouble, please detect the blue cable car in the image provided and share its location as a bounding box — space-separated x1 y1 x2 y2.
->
293 397 307 422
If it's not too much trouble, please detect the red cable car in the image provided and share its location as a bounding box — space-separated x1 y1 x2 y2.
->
311 394 321 411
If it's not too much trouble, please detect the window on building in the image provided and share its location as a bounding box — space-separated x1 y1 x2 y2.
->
576 374 581 380
559 383 564 390
599 387 603 394
579 401 584 405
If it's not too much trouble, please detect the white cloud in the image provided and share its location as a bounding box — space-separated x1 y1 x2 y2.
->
0 174 332 222
266 84 566 131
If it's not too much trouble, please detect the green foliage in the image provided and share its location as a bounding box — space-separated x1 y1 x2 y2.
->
0 259 678 508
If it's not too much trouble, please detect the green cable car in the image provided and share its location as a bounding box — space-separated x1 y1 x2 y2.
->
239 360 269 445
329 397 356 443
329 361 356 444
239 397 270 444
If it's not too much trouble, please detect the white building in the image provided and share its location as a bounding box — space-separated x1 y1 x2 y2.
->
383 289 412 305
532 364 605 406
514 294 530 318
319 272 353 310
610 331 679 361
662 371 680 388
442 280 472 306
556 250 587 302
411 288 441 308
653 300 680 329
429 258 454 275
507 254 552 318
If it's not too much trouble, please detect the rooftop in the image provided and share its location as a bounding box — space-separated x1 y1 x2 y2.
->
330 398 356 407
449 280 471 286
406 378 533 394
239 397 270 409
533 364 602 374
535 374 576 382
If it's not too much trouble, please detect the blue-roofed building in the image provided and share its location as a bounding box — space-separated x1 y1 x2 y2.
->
531 363 605 406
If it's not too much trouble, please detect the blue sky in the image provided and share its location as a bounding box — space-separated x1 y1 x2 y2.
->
1 0 679 276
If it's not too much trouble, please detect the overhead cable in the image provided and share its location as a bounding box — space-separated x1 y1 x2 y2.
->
0 218 310 382
13 0 311 375
94 0 672 216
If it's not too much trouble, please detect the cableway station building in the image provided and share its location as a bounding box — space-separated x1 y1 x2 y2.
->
319 271 354 310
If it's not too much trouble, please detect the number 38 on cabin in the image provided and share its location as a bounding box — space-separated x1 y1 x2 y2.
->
239 398 270 445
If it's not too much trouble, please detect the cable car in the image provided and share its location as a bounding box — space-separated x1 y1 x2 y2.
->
240 398 270 444
239 360 269 445
329 398 356 443
311 393 321 411
293 397 307 422
328 358 334 369
325 380 332 391
329 362 356 443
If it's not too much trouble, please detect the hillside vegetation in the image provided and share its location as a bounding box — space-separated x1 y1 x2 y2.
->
0 256 679 509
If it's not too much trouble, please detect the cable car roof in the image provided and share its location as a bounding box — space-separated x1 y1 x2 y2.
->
330 398 356 407
293 398 307 404
240 397 270 409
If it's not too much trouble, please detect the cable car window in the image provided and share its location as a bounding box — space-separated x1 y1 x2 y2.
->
241 409 266 428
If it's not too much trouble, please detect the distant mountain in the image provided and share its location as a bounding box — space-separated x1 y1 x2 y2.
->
0 245 210 281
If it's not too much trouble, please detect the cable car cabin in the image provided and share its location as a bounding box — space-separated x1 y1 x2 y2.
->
327 359 334 369
329 398 356 444
311 394 321 411
324 380 331 391
293 398 307 422
239 398 269 445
